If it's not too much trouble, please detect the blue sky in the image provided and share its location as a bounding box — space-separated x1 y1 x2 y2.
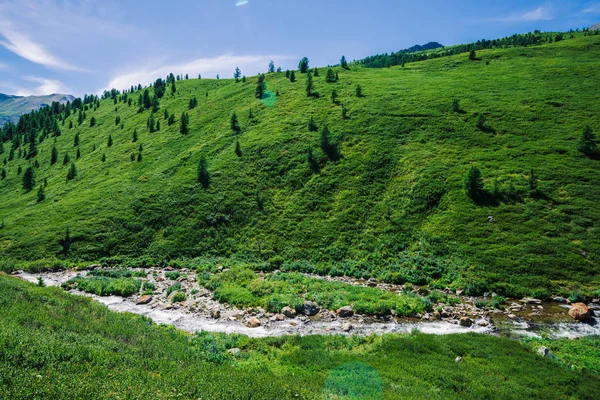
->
0 0 598 97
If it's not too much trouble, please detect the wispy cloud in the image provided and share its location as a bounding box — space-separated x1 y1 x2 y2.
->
103 54 295 92
0 62 9 71
581 3 600 14
495 5 554 22
14 76 70 96
0 20 82 71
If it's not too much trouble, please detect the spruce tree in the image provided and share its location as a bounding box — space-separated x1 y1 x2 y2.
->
476 113 486 130
234 67 241 82
255 74 266 99
577 125 597 156
90 116 96 127
469 50 477 60
101 153 106 162
107 134 113 147
230 112 240 132
340 55 349 69
528 168 538 192
355 84 363 97
148 112 156 133
74 132 79 146
137 153 142 162
63 153 70 165
464 166 483 199
22 166 35 192
331 90 338 103
306 71 313 97
290 70 296 82
308 117 318 132
168 113 175 126
235 140 242 157
307 147 319 173
285 70 290 78
326 68 336 83
180 112 189 134
0 168 5 180
133 129 138 142
313 67 319 77
268 60 275 73
115 115 121 126
76 147 81 159
298 57 309 73
197 155 210 188
37 185 45 202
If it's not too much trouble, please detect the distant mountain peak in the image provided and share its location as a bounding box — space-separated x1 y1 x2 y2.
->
591 23 600 31
0 93 75 127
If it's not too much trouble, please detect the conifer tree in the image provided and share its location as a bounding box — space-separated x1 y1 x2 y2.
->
242 76 246 83
180 112 189 134
298 57 309 73
355 84 363 97
8 148 14 161
22 166 34 192
469 50 477 60
326 68 336 83
234 67 241 82
168 113 175 126
90 116 96 127
164 109 169 120
115 116 121 126
464 166 483 199
37 184 45 202
268 60 275 73
74 132 79 146
235 140 242 157
340 55 349 69
306 71 314 97
331 90 338 103
307 147 319 173
255 74 266 99
308 117 318 132
133 129 138 142
320 126 340 161
528 168 538 192
577 125 597 156
197 155 210 188
290 70 296 82
101 153 106 162
1 168 5 180
137 153 142 162
63 153 70 165
171 80 177 95
285 70 290 78
76 147 81 159
230 112 240 132
313 67 319 76
107 134 113 147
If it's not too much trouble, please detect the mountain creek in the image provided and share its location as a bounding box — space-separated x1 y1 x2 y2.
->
14 268 600 339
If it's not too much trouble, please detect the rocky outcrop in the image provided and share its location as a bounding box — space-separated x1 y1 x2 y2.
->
459 317 472 327
568 303 591 321
336 306 354 318
281 306 296 318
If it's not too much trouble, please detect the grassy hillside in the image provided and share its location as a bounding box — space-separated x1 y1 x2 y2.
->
2 274 599 399
1 34 599 297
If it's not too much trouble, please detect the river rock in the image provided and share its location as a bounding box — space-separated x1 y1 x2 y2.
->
455 356 462 363
537 346 550 357
459 317 473 327
337 306 354 318
227 348 241 356
552 296 567 303
568 303 591 321
520 298 542 305
303 301 320 316
281 306 296 318
136 295 152 305
456 290 464 296
245 317 261 328
342 323 353 332
210 310 221 319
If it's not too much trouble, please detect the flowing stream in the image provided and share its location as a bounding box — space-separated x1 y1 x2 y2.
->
14 270 600 339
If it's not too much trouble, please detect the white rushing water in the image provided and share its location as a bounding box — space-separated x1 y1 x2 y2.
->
15 271 600 339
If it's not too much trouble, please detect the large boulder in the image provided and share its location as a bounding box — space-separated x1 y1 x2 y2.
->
303 301 320 316
281 306 296 318
568 303 592 321
336 306 354 318
136 295 152 305
245 317 261 328
459 317 473 327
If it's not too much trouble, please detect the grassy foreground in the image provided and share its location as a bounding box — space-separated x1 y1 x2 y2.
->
1 274 600 399
1 33 599 298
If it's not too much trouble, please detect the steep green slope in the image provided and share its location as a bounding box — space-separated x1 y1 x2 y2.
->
2 274 600 399
0 93 74 127
0 34 599 297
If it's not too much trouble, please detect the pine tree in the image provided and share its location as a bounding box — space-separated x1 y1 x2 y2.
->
234 67 241 82
130 153 135 161
63 153 70 165
230 112 240 132
464 166 483 199
90 116 96 127
115 115 121 126
76 147 81 159
242 76 246 83
285 70 290 78
276 67 282 73
137 153 142 162
171 81 176 95
168 113 175 126
320 126 340 161
308 117 318 132
313 67 319 77
355 84 363 97
0 168 5 180
326 68 336 83
180 112 189 134
235 140 242 157
476 113 486 130
107 134 113 147
331 90 338 103
101 153 106 162
69 120 73 129
577 125 597 156
37 184 45 202
342 104 348 119
255 74 266 99
197 155 210 188
290 70 296 82
22 166 35 192
74 132 79 146
147 112 156 133
307 147 319 173
268 60 275 73
298 57 309 73
164 109 169 120
528 168 538 192
340 55 349 69
133 129 138 142
306 71 314 97
469 50 476 60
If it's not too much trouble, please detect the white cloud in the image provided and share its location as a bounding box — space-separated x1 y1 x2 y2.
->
14 76 70 96
581 3 600 14
0 20 82 71
496 5 554 22
103 54 295 92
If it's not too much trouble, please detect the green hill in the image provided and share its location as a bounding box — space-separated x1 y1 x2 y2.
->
0 93 74 127
1 33 599 298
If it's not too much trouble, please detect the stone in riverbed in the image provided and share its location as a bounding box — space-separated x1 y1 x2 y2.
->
552 296 567 303
245 317 261 328
568 303 591 321
342 323 353 332
537 346 550 357
136 295 152 305
281 306 296 318
336 306 354 318
520 297 542 305
303 301 320 316
459 317 473 327
210 310 221 319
